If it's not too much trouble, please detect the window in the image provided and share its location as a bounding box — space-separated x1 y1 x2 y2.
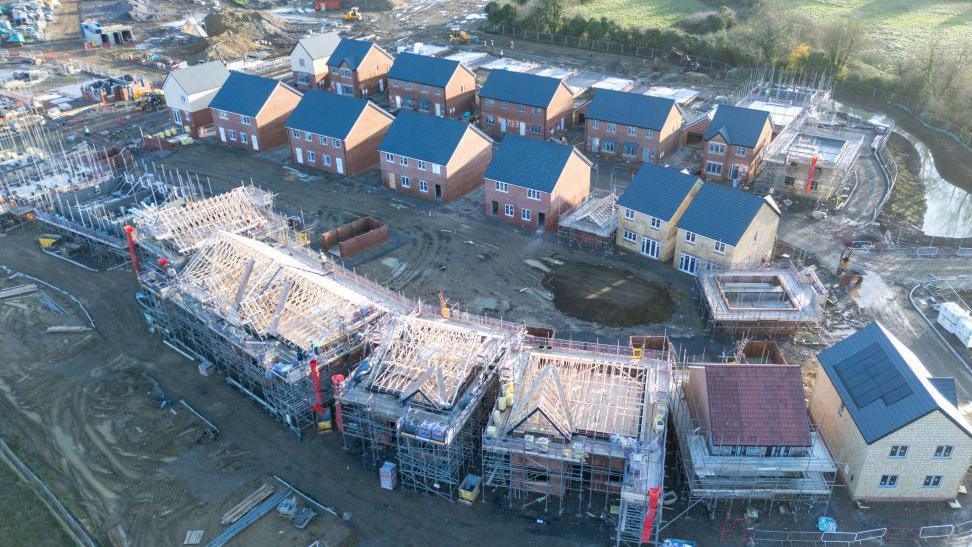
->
241 115 251 126
606 122 616 133
684 231 697 244
291 129 300 138
783 176 795 187
333 139 342 149
591 119 600 129
320 135 329 146
623 230 637 243
419 100 431 112
879 475 898 488
240 132 248 144
714 241 726 254
404 82 412 91
486 99 495 107
218 110 229 120
532 107 541 116
645 129 653 140
708 142 726 155
419 180 428 193
602 141 615 153
705 161 723 176
504 203 514 217
495 181 509 193
889 445 908 459
341 68 352 78
421 85 429 94
517 104 525 113
624 208 635 220
298 58 306 67
400 176 410 188
527 189 541 201
485 115 495 125
228 129 236 141
307 151 315 162
736 146 747 157
622 143 637 157
650 216 661 230
403 97 413 108
322 155 331 166
385 152 394 163
521 208 531 221
924 475 943 488
305 131 313 141
180 94 187 103
935 445 955 459
431 164 441 174
400 156 408 166
417 161 427 171
434 88 441 96
627 126 637 136
530 124 542 135
391 80 399 88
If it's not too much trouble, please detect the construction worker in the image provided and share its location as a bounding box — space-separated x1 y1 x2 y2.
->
83 126 90 137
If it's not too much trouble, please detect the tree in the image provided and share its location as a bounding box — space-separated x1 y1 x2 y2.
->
787 43 811 70
532 0 564 33
743 0 805 65
819 18 866 77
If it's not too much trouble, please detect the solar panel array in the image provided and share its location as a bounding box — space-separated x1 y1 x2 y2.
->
834 342 913 409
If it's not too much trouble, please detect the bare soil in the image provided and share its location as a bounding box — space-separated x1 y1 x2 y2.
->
542 262 675 327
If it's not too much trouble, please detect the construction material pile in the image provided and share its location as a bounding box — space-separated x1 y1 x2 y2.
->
203 9 289 59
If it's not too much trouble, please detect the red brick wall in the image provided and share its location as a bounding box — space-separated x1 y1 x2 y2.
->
479 83 572 140
293 70 329 90
584 108 681 164
379 129 492 203
388 69 475 118
322 217 388 257
329 47 393 98
484 178 555 231
212 85 301 152
700 120 772 183
170 107 213 138
288 104 391 176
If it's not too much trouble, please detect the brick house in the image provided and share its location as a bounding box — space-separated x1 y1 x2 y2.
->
673 183 780 275
584 89 682 164
290 32 341 90
285 90 393 176
812 323 972 502
700 105 773 183
387 52 476 118
210 72 302 152
478 70 573 140
327 38 394 98
161 61 229 138
616 164 702 263
484 136 591 232
378 110 493 203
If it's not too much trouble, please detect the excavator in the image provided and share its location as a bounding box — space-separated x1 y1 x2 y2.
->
342 7 362 22
449 27 477 45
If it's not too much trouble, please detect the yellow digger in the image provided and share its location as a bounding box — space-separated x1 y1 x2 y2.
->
343 7 362 22
449 27 477 45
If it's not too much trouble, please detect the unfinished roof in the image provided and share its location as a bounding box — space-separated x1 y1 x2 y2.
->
479 69 566 109
387 52 462 88
698 264 824 327
131 186 288 255
558 192 618 238
703 364 811 447
618 164 699 221
817 322 972 444
366 316 506 411
505 349 652 441
296 32 341 60
179 232 377 350
704 105 771 148
484 136 589 193
585 89 678 130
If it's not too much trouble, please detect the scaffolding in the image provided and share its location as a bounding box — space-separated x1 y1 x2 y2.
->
481 336 674 545
697 262 826 336
670 361 839 520
557 192 618 254
337 315 521 500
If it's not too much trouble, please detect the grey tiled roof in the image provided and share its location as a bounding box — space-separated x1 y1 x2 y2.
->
676 183 772 245
704 104 771 148
585 89 677 130
479 69 565 109
378 110 479 165
617 164 699 221
387 52 461 88
484 136 586 193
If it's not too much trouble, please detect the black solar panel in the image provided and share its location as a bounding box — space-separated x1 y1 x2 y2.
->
834 343 913 408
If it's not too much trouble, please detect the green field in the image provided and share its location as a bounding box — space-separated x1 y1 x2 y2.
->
570 0 972 56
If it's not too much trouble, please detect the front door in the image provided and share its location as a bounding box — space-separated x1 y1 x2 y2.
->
335 157 344 174
173 109 181 124
251 134 259 151
590 137 599 153
218 127 226 142
434 184 442 201
519 122 526 136
729 164 740 180
435 103 442 117
491 201 499 215
500 118 507 132
678 253 699 275
643 148 654 162
295 147 303 164
388 172 396 189
641 237 659 260
537 212 545 230
379 79 385 92
395 95 401 109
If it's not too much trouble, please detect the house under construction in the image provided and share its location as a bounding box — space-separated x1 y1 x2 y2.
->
481 336 674 545
671 342 839 517
557 192 618 254
140 231 391 437
697 262 826 336
337 314 521 500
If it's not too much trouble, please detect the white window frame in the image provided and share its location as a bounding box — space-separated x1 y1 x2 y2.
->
527 189 541 201
684 231 697 244
627 126 637 136
623 229 637 243
320 135 329 146
400 156 408 166
305 131 313 142
385 152 394 163
241 115 252 126
431 164 441 174
421 85 429 94
419 180 428 193
736 146 747 157
417 160 427 171
307 150 315 162
333 139 342 149
521 208 531 221
645 129 653 139
714 241 726 254
624 208 635 220
404 82 413 91
889 445 908 459
400 175 410 188
708 142 726 155
591 119 599 129
240 132 248 144
495 181 509 193
228 129 236 141
923 475 943 488
504 203 515 217
650 216 661 230
705 161 723 176
879 474 898 488
606 122 616 133
934 445 954 459
218 110 229 120
323 155 331 166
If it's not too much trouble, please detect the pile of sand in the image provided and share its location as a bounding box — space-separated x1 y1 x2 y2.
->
203 9 290 58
